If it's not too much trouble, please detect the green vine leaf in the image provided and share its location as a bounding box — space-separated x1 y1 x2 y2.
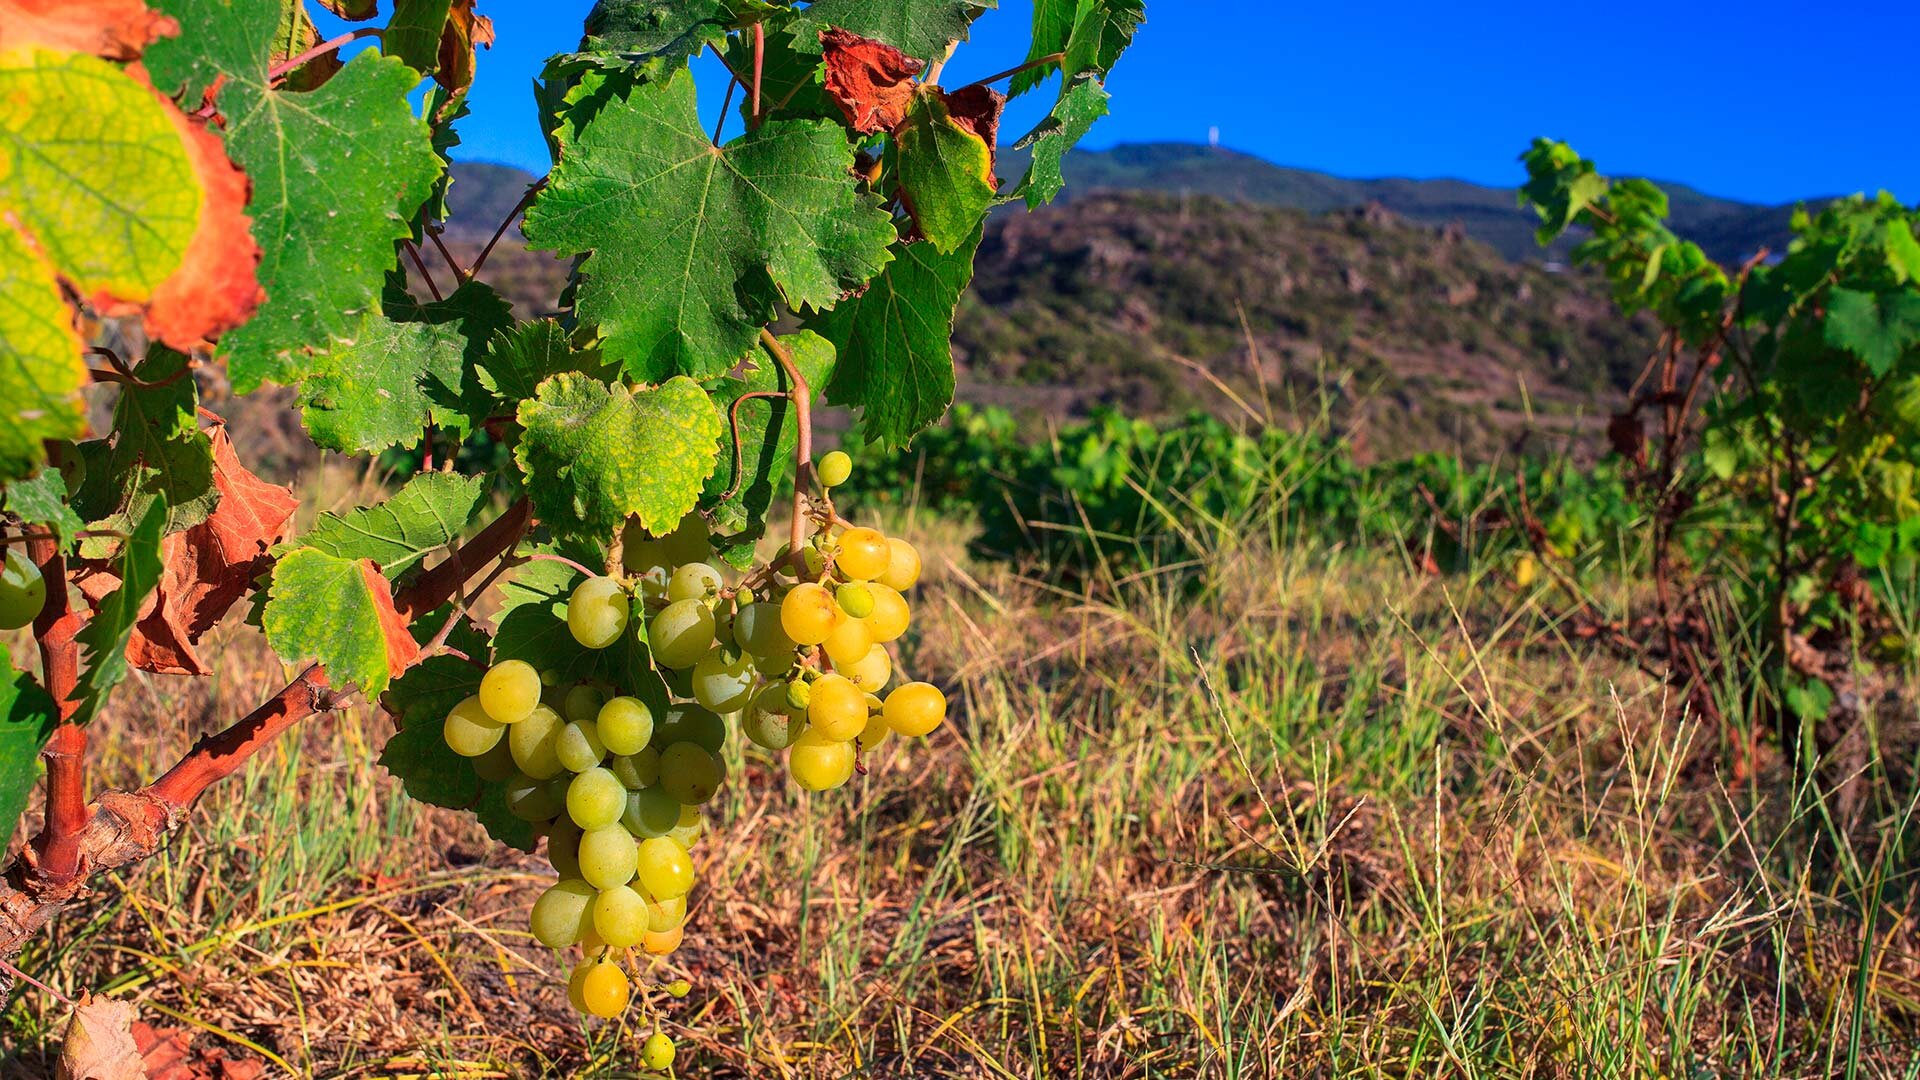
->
705 330 837 566
386 0 454 74
2 463 83 553
72 349 217 549
262 548 421 696
1014 72 1109 208
522 67 895 381
476 319 616 405
384 277 518 438
293 471 489 579
895 88 996 254
296 313 466 454
787 0 992 58
514 373 724 538
814 229 980 448
146 0 441 391
68 499 168 726
1825 288 1920 376
0 651 57 853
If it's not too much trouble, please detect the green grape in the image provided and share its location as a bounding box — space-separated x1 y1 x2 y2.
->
651 703 727 753
531 878 596 948
664 978 692 998
817 449 852 488
540 668 562 687
785 679 812 711
547 817 584 879
0 549 47 630
836 582 874 619
555 719 607 773
509 704 567 779
622 785 681 838
858 710 893 750
780 582 836 645
568 577 630 649
649 598 715 669
567 768 626 830
836 527 890 580
667 561 723 602
562 683 606 725
658 741 724 805
578 824 639 889
597 696 654 755
592 884 649 948
844 644 892 693
775 541 828 579
644 891 687 933
506 773 564 821
642 1032 676 1070
579 959 631 1018
879 536 922 592
743 701 806 751
864 583 910 642
472 739 518 782
690 649 755 713
610 747 661 790
667 804 705 848
822 614 872 668
443 696 505 757
634 837 694 899
478 659 541 723
884 681 947 737
806 674 866 742
788 730 857 791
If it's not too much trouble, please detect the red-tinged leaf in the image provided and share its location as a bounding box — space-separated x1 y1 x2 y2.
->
144 99 264 351
0 0 178 60
128 421 297 676
820 27 922 134
435 0 494 92
362 559 423 677
943 82 1005 180
134 1021 267 1080
313 0 378 20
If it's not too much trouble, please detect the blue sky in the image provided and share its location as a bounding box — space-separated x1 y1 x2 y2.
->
400 0 1920 205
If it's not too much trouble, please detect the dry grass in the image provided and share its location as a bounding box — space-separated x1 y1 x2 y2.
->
4 494 1920 1077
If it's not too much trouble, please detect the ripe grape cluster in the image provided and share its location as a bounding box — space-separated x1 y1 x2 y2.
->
436 450 945 1040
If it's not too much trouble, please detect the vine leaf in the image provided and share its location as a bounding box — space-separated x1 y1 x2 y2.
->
558 0 738 79
706 331 836 566
386 0 454 74
380 656 536 851
0 650 58 852
295 312 466 454
435 0 494 92
522 67 896 381
820 26 923 132
293 471 489 580
71 349 218 548
815 229 980 449
787 0 992 59
895 86 999 252
69 498 168 725
262 548 421 696
1825 288 1920 376
1014 72 1109 208
476 319 616 404
124 420 298 676
0 0 179 60
383 277 518 436
2 464 84 553
514 373 724 538
145 0 441 392
1059 0 1143 85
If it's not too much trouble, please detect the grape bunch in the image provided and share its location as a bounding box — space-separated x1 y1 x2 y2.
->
435 449 945 1040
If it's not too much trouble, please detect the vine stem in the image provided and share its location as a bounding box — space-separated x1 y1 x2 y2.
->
468 178 548 282
715 390 789 505
751 21 765 126
28 535 84 884
760 328 814 576
0 499 535 959
402 240 443 302
519 551 600 580
268 27 380 83
952 51 1063 92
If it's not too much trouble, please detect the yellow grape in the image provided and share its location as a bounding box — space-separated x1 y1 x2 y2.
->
555 719 607 773
634 837 694 899
592 884 649 948
788 730 856 791
566 767 626 829
580 959 631 1018
567 577 630 649
531 878 596 948
566 960 592 1013
668 804 705 848
879 537 922 591
817 449 852 487
821 613 873 667
443 696 505 757
885 682 947 737
649 598 715 669
642 924 684 956
508 704 567 779
858 710 892 749
806 674 866 742
843 644 892 693
780 582 836 645
597 696 654 756
478 659 541 723
658 512 712 566
642 1032 677 1070
644 890 687 933
836 527 890 580
864 583 909 642
578 824 639 889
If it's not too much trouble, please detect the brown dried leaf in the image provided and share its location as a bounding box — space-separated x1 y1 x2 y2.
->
0 0 177 60
435 0 495 93
820 27 922 134
56 996 144 1080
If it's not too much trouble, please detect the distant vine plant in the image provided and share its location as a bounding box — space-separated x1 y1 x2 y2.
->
0 0 1141 1048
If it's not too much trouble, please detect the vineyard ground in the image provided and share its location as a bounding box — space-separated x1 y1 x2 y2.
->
3 464 1918 1077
